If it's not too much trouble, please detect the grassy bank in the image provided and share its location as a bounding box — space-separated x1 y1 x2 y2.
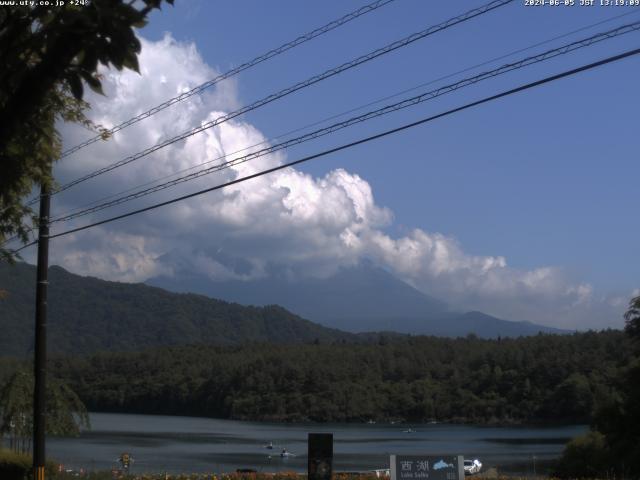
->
0 451 579 480
0 449 61 480
39 473 595 480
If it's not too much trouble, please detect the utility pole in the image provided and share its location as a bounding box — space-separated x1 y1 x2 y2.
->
33 182 51 480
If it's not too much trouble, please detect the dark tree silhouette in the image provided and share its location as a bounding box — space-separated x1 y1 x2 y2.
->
0 0 174 261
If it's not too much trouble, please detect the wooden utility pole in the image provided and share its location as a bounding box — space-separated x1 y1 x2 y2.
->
33 182 50 480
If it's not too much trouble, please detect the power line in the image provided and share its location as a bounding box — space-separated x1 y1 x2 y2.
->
6 4 635 249
48 21 640 224
5 0 398 216
7 45 634 256
43 0 514 201
58 0 397 159
49 8 640 224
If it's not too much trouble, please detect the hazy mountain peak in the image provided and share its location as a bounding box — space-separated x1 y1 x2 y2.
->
148 256 566 337
149 257 448 321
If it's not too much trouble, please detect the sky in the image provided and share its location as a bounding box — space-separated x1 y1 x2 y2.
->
20 0 640 329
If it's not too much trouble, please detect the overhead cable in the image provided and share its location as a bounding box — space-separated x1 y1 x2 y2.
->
7 45 634 256
59 0 398 159
51 8 640 223
44 0 514 200
48 21 640 224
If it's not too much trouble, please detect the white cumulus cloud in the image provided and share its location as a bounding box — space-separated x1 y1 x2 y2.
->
34 34 631 330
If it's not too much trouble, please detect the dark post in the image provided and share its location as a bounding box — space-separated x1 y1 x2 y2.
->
33 183 50 480
308 433 333 480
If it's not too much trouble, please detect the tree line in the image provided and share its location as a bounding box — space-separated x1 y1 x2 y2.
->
2 308 640 478
30 330 631 425
555 295 640 478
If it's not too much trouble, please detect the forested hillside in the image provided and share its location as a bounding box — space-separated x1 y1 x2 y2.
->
0 262 355 355
40 330 629 424
1 262 564 353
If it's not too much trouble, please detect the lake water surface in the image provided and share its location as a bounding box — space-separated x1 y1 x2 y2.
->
46 413 587 475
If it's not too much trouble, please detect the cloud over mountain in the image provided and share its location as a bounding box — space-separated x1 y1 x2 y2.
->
34 34 630 330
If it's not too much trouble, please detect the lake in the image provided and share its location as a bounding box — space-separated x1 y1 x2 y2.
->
46 413 587 475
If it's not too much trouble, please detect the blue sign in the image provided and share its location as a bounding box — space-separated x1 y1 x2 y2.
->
390 455 464 480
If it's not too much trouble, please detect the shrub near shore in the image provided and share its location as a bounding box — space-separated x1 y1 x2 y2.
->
29 472 621 480
0 449 59 480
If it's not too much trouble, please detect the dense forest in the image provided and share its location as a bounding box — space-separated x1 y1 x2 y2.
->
0 263 565 357
553 298 640 478
1 325 638 477
23 330 630 424
0 262 355 356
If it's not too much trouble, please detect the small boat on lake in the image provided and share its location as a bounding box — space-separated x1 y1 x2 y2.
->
280 448 296 458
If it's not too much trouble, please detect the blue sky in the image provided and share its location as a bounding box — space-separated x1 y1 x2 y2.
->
138 0 639 292
37 0 640 329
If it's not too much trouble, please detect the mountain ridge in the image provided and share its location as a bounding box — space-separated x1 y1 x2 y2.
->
0 262 356 356
148 257 567 337
0 261 567 358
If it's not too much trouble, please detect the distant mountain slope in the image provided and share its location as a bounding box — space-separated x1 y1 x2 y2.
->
148 260 448 323
0 262 356 356
148 259 566 337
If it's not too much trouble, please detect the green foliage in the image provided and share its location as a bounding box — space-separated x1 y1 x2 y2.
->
0 0 174 262
590 357 640 478
624 295 640 342
556 295 640 478
0 370 90 454
0 262 355 356
590 297 640 478
23 329 630 425
555 431 611 478
0 448 59 480
0 263 633 427
0 448 31 480
0 372 32 453
543 373 594 423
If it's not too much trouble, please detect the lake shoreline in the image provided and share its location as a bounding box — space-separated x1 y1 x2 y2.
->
83 409 587 429
43 412 585 476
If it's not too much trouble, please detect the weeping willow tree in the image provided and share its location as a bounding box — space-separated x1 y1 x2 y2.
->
0 370 89 454
624 295 640 340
